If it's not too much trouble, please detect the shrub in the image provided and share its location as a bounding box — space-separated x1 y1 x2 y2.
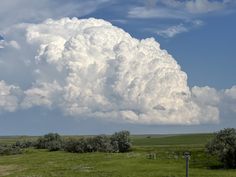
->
0 144 22 155
14 140 36 148
110 130 132 152
63 138 77 153
206 128 236 169
64 137 98 153
0 130 132 155
47 140 62 151
93 135 114 152
64 137 87 153
35 133 62 151
64 131 132 153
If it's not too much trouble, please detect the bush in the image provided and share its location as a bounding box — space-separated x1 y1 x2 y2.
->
0 144 22 155
64 137 100 153
111 130 132 152
206 128 236 169
64 137 87 153
35 133 62 151
63 131 132 153
93 135 114 152
47 140 62 151
0 130 132 155
63 138 77 153
14 140 36 149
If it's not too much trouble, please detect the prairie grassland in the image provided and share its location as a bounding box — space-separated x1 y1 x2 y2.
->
0 134 236 177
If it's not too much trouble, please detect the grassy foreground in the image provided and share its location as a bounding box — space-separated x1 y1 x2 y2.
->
0 134 236 177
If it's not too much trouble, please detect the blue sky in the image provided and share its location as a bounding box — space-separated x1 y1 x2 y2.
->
0 0 236 135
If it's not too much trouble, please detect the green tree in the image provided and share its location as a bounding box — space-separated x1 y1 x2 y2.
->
35 133 62 151
111 130 132 152
206 128 236 168
93 135 114 152
0 144 22 155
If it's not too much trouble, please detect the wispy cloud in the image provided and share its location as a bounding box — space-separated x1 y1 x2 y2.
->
110 19 127 24
185 0 228 14
128 0 236 19
156 24 188 38
128 0 234 37
153 20 204 38
0 0 111 30
128 6 187 19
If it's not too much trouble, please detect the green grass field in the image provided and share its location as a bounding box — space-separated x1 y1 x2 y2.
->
131 133 214 146
0 133 236 177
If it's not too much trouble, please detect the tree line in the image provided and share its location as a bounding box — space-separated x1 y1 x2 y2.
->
0 130 132 155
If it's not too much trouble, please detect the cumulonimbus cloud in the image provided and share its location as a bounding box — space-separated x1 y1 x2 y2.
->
0 80 20 112
0 17 234 125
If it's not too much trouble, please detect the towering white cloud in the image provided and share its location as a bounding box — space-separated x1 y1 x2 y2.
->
1 17 233 124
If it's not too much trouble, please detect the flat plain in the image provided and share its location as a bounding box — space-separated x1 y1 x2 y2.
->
0 133 236 177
